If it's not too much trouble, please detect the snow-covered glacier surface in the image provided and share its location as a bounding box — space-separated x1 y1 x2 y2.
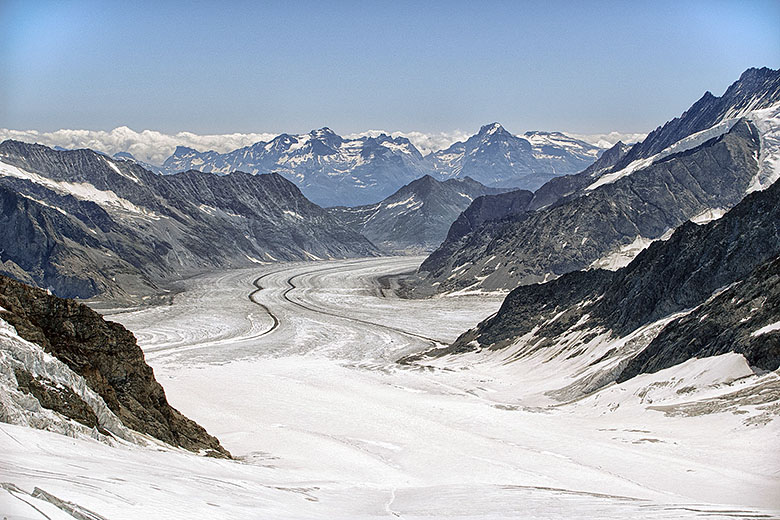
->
2 257 778 519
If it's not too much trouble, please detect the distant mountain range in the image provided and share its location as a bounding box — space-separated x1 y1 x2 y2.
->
0 141 377 300
405 67 780 296
2 66 777 309
328 175 505 253
159 125 605 206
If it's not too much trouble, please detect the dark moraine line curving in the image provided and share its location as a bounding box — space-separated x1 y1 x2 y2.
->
280 266 445 351
248 270 283 337
245 259 372 337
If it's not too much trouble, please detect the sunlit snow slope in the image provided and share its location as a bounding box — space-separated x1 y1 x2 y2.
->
2 257 778 519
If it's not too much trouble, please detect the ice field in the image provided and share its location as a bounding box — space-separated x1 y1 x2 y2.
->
2 257 778 519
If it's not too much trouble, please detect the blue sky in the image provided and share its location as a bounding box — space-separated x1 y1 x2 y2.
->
1 0 778 136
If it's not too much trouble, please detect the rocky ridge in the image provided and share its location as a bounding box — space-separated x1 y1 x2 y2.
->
408 68 780 296
411 119 762 295
161 125 603 207
426 177 780 387
0 140 378 300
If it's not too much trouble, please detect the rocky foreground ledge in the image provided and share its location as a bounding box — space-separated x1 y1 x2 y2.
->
0 274 230 458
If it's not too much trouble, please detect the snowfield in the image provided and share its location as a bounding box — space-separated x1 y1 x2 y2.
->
2 257 778 519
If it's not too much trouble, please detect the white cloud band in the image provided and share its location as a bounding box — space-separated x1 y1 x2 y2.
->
0 126 277 165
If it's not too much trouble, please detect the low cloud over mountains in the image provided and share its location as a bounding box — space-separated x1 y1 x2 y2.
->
0 126 644 166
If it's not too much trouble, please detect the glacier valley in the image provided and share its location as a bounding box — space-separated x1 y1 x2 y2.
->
2 257 777 519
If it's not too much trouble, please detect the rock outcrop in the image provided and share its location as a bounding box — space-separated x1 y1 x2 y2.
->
0 274 230 457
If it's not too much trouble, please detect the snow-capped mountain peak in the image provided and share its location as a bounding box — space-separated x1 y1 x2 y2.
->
429 123 602 190
479 122 507 136
160 124 606 205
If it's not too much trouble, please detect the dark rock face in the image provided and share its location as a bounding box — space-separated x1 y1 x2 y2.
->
403 268 614 362
617 255 780 381
0 274 230 457
444 188 535 244
414 120 761 294
415 188 534 285
14 366 103 432
526 140 632 212
328 175 505 253
440 177 780 379
591 175 780 335
0 141 378 300
0 183 162 299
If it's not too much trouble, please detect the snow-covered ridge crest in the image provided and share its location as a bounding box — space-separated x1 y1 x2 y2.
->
0 317 138 444
586 118 742 191
0 159 160 218
586 101 780 193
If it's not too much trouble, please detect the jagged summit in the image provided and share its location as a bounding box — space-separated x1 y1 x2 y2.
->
173 144 199 154
160 124 604 206
429 123 601 191
311 126 336 136
478 122 507 135
613 66 780 169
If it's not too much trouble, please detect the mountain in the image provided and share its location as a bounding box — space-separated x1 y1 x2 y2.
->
407 68 780 295
613 67 780 171
418 141 631 255
160 125 605 207
162 129 432 206
428 123 602 190
0 274 230 457
328 175 505 253
410 119 763 294
408 177 780 400
0 140 378 300
526 139 633 211
112 151 166 175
